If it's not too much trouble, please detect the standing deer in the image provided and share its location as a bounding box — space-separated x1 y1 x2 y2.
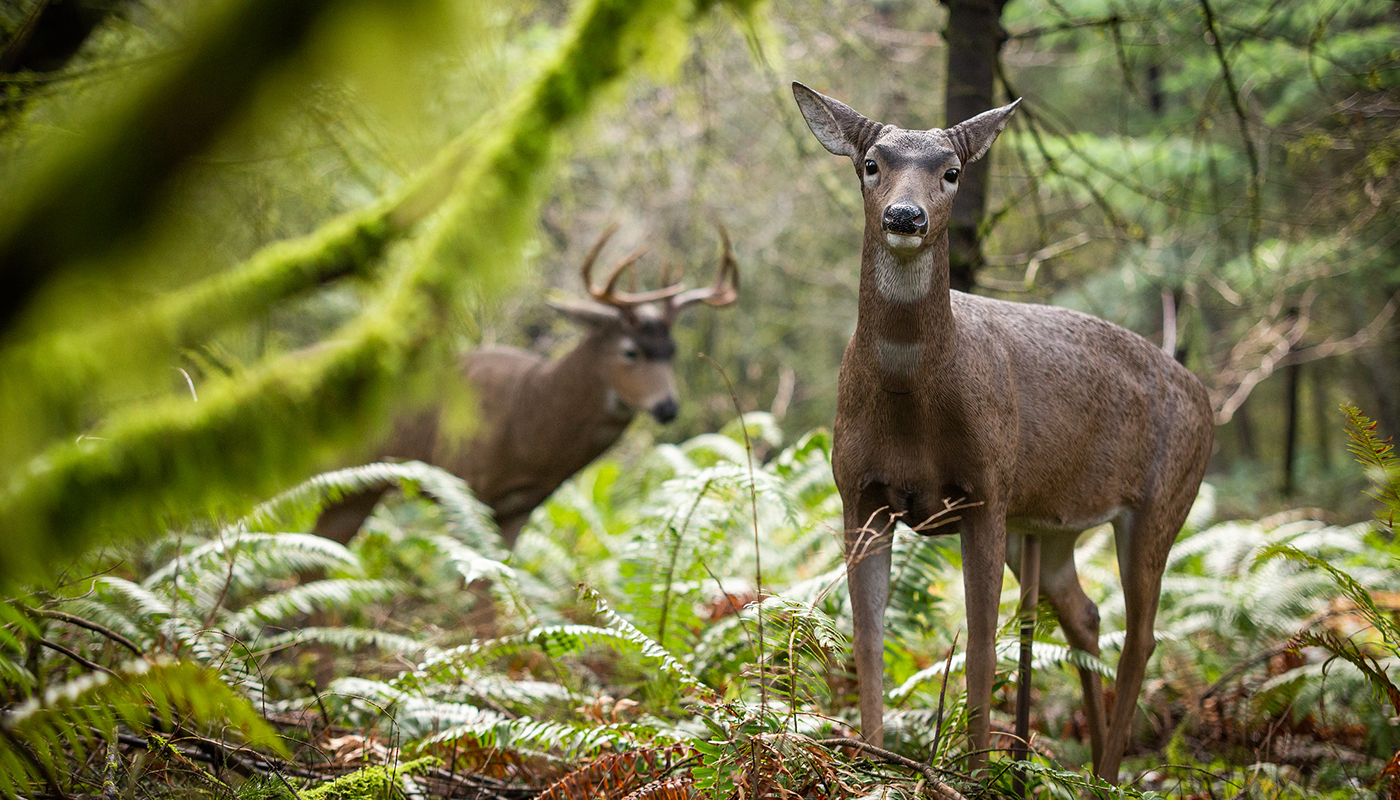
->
312 227 739 549
791 82 1212 781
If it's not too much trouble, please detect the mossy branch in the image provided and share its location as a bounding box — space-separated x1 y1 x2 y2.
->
0 0 355 336
0 0 711 588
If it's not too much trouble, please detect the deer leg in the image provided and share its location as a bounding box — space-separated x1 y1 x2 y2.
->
843 487 896 748
1037 533 1107 774
961 505 1008 779
312 486 390 545
495 513 529 550
1099 509 1170 782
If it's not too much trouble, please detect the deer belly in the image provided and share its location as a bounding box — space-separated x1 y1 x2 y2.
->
1007 505 1128 536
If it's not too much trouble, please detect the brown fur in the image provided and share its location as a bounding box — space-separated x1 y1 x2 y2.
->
793 82 1213 781
312 231 737 549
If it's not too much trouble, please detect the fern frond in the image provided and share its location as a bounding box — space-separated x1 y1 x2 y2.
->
144 532 356 588
257 626 430 657
1260 544 1400 649
581 587 710 696
231 579 410 632
748 595 845 654
244 462 502 552
1343 403 1399 533
0 659 278 799
424 715 639 759
890 638 1116 701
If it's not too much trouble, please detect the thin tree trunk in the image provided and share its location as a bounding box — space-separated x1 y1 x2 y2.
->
1234 400 1258 461
943 0 1009 294
1312 360 1332 473
1350 292 1400 440
1282 341 1301 497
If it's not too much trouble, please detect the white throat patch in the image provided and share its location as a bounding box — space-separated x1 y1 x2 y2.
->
872 248 933 303
877 339 921 376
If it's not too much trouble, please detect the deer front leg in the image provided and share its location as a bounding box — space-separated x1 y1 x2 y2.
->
844 488 896 747
961 505 1008 779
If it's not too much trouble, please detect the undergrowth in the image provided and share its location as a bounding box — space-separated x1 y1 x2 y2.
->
2 409 1398 799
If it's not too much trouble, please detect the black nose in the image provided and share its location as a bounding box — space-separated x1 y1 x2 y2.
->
651 398 679 424
882 203 928 235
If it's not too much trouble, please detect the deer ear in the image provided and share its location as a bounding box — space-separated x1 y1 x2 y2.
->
792 82 884 161
548 298 622 328
944 98 1021 165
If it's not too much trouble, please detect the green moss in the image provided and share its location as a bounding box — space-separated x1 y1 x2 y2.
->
301 757 439 800
0 0 716 589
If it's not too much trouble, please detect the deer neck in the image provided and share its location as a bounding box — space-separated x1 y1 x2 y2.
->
546 335 634 425
855 227 956 391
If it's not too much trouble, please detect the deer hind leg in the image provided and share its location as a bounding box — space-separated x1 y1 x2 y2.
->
843 486 897 748
1035 533 1108 774
1099 507 1175 782
961 503 1008 779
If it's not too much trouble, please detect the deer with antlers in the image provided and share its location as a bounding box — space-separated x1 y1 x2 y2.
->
791 83 1213 782
312 226 739 548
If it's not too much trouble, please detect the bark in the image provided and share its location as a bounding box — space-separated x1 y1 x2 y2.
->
1312 360 1332 472
942 0 1010 294
1282 333 1301 496
1351 292 1400 440
1234 400 1258 461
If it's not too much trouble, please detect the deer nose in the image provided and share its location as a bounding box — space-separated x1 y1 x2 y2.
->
882 203 927 236
650 397 679 424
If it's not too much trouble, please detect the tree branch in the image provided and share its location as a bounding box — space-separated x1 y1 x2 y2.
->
31 609 144 658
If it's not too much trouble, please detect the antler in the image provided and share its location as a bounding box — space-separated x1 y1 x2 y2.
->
580 224 686 308
665 225 740 318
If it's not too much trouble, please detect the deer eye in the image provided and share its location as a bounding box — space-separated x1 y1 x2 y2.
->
944 168 960 183
620 345 640 361
864 159 879 176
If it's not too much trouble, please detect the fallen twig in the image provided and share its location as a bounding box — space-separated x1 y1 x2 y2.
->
817 738 967 800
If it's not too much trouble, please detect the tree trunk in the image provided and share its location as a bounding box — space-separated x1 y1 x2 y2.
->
942 0 1009 294
1282 351 1301 497
1350 292 1400 440
1234 400 1258 461
1312 360 1332 473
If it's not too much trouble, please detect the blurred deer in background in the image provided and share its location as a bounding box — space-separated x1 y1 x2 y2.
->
792 82 1212 782
313 226 739 548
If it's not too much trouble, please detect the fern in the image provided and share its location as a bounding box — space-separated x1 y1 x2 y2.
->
0 659 278 799
231 578 411 632
890 638 1117 702
1343 403 1399 534
244 461 503 554
257 626 430 657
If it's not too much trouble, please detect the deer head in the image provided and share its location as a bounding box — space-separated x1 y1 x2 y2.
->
792 82 1019 258
548 225 738 423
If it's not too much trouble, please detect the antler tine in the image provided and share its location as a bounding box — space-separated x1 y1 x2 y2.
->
579 223 621 298
707 225 740 306
601 246 650 297
665 225 740 316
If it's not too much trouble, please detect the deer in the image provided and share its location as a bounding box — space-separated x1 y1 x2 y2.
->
791 82 1213 782
311 226 739 549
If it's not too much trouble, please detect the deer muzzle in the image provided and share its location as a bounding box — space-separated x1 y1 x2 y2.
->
650 397 679 423
881 203 928 251
882 203 928 236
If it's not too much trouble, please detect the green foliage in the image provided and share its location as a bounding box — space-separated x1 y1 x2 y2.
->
8 413 1400 798
0 0 733 592
0 659 279 799
1343 403 1399 534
